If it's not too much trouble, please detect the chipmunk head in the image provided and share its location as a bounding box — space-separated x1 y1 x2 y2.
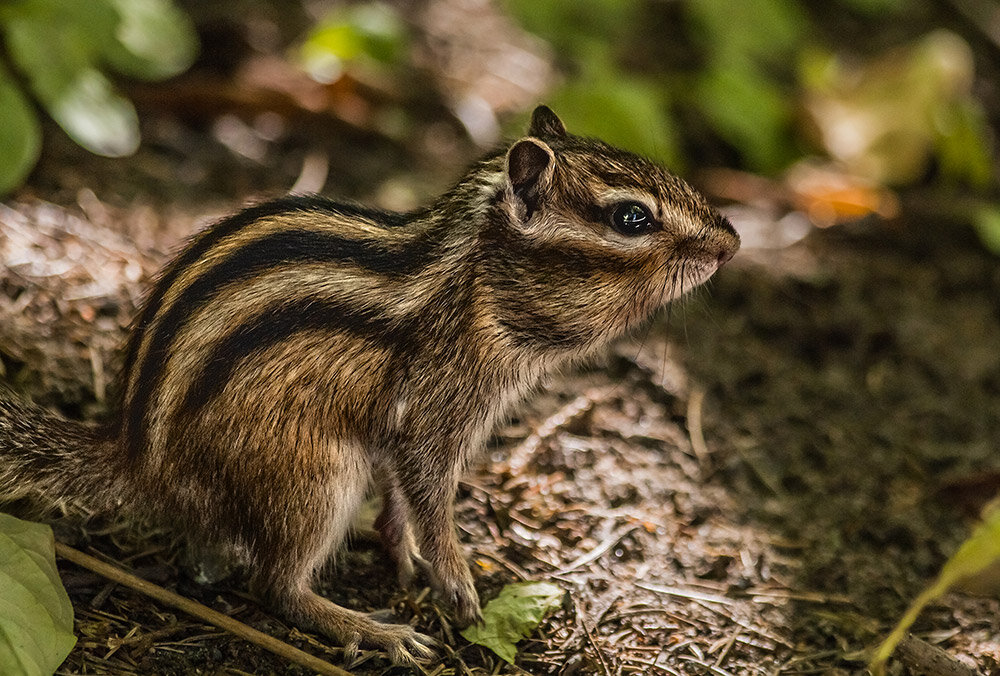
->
479 105 740 353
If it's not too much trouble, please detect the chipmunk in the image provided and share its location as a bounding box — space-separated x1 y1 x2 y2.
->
0 106 738 664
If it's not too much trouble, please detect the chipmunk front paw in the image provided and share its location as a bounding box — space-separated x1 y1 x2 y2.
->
434 564 482 626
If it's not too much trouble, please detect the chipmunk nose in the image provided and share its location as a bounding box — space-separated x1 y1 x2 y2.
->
714 216 740 267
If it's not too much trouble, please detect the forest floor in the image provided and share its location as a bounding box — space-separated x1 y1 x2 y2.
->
2 109 1000 676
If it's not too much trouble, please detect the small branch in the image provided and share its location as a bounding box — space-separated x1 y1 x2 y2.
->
686 386 709 466
55 542 352 676
555 524 638 576
636 582 734 606
713 627 742 669
574 598 612 676
289 151 330 195
894 635 979 676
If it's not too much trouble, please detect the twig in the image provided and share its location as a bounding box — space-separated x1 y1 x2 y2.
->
574 598 612 676
686 386 709 466
636 581 734 606
713 627 742 668
894 635 978 676
745 587 852 604
555 524 638 575
689 598 792 650
55 542 352 676
289 151 330 195
89 346 106 404
627 657 684 676
470 547 530 580
678 654 737 676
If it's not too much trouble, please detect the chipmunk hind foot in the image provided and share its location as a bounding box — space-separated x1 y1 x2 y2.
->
274 586 436 665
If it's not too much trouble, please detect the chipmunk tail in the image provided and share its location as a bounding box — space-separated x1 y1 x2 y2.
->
0 388 124 515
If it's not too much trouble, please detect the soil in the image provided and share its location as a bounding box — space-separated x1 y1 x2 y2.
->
2 106 1000 675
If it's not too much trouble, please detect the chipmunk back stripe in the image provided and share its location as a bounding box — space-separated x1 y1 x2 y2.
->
125 224 436 460
179 297 407 416
120 196 409 388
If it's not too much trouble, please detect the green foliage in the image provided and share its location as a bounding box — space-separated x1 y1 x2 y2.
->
300 2 408 84
505 0 995 191
505 0 681 168
838 0 911 12
685 0 805 66
800 30 993 188
973 205 1000 255
0 0 197 195
693 62 793 172
102 0 199 80
685 0 805 172
935 98 993 190
505 0 806 171
460 581 564 664
0 513 76 676
545 41 681 170
0 63 41 196
870 505 1000 674
506 0 641 62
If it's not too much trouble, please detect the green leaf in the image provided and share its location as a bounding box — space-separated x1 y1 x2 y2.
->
549 79 681 170
3 4 140 156
695 61 794 172
101 0 198 80
0 513 76 676
935 98 994 189
46 68 140 157
870 505 1000 675
300 2 406 83
973 205 1000 255
839 0 911 13
0 0 118 65
685 0 805 66
504 0 641 52
461 581 563 664
0 64 42 196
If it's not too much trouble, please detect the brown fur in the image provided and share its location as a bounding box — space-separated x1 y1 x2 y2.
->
0 107 739 663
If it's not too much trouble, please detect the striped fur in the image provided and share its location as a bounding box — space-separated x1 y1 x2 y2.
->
0 106 739 664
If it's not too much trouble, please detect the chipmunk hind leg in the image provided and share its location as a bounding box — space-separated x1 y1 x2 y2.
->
247 441 434 665
374 466 433 589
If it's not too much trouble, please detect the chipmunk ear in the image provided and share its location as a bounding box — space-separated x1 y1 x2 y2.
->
506 137 554 219
528 105 566 138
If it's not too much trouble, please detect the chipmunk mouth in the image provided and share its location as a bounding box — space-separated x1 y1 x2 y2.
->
654 254 722 306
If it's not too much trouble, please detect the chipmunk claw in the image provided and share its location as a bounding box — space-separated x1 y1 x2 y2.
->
359 613 437 666
454 592 483 626
384 629 437 665
433 571 481 626
343 634 361 666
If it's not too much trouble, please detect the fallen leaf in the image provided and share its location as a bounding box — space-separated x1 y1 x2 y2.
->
460 581 563 664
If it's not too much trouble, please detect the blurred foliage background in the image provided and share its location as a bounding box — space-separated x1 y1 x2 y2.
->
0 0 998 237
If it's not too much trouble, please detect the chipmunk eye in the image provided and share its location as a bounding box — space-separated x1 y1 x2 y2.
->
610 202 655 236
